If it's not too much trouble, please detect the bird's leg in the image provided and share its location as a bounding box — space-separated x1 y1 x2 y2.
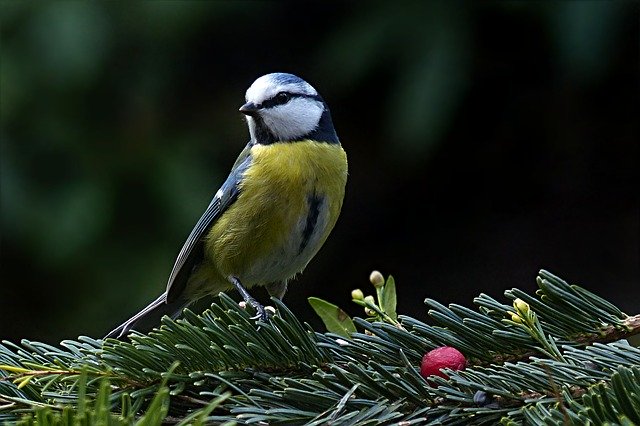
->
228 276 269 321
265 280 287 300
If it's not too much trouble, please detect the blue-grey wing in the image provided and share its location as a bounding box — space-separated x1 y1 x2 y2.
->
165 143 253 303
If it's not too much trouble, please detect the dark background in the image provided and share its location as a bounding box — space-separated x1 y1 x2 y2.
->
1 1 638 343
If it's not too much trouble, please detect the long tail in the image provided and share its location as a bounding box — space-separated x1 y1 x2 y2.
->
104 293 187 340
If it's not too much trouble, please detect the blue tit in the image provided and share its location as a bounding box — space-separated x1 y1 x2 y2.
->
106 73 348 339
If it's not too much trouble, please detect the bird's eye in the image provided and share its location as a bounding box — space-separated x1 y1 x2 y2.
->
274 92 290 104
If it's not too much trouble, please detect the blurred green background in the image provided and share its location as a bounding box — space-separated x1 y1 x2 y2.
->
1 1 638 343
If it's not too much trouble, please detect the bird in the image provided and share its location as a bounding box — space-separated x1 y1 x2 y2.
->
105 72 348 339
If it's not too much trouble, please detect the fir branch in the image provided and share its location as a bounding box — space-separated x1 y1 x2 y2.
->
0 269 637 425
521 365 640 425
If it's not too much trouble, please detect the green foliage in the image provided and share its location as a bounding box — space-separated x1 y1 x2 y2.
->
522 365 640 425
308 271 399 337
8 370 233 426
1 270 639 424
308 298 356 339
317 272 400 329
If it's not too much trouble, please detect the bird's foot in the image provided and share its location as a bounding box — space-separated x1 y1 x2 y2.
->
229 276 272 322
249 302 270 322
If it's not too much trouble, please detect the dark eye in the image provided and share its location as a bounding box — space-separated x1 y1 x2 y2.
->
274 92 290 104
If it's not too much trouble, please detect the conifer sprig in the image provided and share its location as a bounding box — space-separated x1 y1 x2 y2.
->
1 270 638 424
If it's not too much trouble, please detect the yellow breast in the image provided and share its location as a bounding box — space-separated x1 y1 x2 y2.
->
203 140 347 288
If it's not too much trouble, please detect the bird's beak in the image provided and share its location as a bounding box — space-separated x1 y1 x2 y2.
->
239 102 260 115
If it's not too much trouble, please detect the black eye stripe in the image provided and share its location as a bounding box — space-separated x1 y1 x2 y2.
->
260 92 322 109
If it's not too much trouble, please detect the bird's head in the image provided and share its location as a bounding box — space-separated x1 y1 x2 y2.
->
240 73 330 143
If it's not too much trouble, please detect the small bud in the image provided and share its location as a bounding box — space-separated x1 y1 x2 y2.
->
369 270 385 288
363 295 375 305
351 289 364 300
364 308 376 317
238 301 247 309
510 313 522 323
513 298 530 315
265 306 276 315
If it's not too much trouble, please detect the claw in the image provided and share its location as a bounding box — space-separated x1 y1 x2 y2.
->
249 304 270 322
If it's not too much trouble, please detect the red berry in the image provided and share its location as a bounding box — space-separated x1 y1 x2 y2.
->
420 346 467 384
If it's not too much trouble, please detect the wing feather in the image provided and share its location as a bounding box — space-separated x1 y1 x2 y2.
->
165 142 254 302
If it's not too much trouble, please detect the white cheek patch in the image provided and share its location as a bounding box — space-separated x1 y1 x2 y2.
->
262 98 324 141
